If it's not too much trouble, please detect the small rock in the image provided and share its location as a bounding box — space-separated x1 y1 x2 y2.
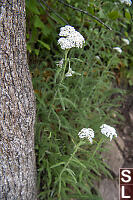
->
97 178 119 200
102 138 124 176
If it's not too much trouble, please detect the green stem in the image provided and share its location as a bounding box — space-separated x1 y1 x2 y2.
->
61 49 69 82
48 49 69 119
61 141 82 174
89 137 104 162
58 140 84 195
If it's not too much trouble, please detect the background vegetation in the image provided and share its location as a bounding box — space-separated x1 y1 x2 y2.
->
26 0 133 199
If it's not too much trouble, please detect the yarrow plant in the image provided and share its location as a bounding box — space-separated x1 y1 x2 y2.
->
55 124 117 197
57 25 85 79
44 22 120 199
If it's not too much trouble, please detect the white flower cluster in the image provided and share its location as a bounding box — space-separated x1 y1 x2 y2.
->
119 0 132 6
100 124 117 141
78 124 117 144
78 128 95 144
58 25 85 50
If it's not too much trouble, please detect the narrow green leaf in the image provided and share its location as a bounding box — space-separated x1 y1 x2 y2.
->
71 157 87 169
60 83 69 92
54 68 62 84
51 108 61 130
65 168 77 183
46 161 52 187
63 97 77 109
38 40 50 50
70 58 83 62
50 162 65 169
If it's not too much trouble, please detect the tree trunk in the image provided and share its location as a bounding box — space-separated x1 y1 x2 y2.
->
0 1 37 199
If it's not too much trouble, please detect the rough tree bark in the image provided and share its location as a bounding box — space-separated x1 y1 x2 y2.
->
0 0 37 199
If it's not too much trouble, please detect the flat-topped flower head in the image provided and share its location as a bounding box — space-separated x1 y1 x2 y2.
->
68 31 85 48
58 37 75 50
119 0 132 6
100 124 117 141
78 128 95 144
58 25 85 50
59 25 75 37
